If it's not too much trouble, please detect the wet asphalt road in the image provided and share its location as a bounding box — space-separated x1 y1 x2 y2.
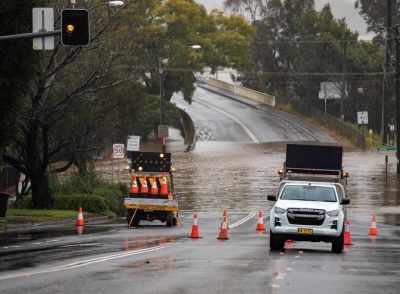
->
0 213 399 294
1 87 400 293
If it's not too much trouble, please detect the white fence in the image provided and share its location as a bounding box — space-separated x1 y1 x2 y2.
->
207 78 276 107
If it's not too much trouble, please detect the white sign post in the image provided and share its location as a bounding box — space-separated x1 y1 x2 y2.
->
127 136 141 151
32 8 54 50
357 111 368 125
112 144 125 183
158 125 169 138
319 82 347 114
112 144 125 159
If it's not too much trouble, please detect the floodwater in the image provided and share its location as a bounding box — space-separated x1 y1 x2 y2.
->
172 142 400 225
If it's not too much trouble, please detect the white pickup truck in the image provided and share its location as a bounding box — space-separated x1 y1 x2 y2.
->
268 144 350 253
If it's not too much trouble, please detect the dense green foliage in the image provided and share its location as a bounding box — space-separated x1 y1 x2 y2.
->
228 0 387 133
0 1 40 152
54 172 125 215
2 0 252 208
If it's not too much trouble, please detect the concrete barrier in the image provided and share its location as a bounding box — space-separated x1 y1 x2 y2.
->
207 78 276 107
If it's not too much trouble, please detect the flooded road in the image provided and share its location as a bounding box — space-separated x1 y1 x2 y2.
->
1 88 400 293
173 142 400 226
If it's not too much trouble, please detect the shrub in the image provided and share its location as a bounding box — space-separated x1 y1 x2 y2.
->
54 193 107 214
93 186 124 216
57 172 101 194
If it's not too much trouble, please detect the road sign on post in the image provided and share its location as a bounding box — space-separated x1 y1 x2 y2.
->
32 8 54 50
158 125 169 138
112 144 125 159
61 9 90 46
127 136 141 151
357 111 369 125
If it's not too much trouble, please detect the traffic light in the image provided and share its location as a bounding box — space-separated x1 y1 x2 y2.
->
61 9 90 46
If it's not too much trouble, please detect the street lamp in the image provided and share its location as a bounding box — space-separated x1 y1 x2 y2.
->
108 1 124 7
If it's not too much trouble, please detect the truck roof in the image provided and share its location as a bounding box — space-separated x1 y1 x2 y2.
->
280 180 339 188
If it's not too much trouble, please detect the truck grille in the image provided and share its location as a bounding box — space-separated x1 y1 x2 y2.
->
287 208 325 226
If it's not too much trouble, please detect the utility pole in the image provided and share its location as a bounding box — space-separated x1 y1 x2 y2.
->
340 39 347 121
382 0 394 144
396 25 400 173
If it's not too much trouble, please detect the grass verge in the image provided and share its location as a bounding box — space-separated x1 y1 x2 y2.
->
6 208 77 223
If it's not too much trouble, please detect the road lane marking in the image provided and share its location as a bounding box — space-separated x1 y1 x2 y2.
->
228 212 257 229
0 245 166 281
194 99 260 143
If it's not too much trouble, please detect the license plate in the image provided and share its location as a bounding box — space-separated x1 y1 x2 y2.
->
298 228 313 235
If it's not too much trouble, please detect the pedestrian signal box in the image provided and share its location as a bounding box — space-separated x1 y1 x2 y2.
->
61 9 89 46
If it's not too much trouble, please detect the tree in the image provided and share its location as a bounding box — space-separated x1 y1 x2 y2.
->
3 0 129 208
242 0 385 130
2 0 253 208
355 0 388 34
0 1 40 153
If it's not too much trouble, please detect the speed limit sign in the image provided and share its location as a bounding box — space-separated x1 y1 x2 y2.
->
112 144 125 159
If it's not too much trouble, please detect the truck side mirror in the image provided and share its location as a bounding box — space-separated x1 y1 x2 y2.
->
340 198 350 205
267 195 277 201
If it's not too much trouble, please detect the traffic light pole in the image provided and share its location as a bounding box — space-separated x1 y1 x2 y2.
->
0 30 61 42
396 26 400 174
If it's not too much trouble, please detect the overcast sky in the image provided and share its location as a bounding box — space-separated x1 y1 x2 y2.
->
196 0 373 39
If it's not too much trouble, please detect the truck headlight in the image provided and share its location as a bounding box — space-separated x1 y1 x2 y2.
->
274 207 286 214
327 209 339 217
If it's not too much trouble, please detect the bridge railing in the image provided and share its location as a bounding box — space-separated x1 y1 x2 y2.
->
206 78 276 107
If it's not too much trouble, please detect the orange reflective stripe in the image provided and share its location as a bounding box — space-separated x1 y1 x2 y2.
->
130 176 139 194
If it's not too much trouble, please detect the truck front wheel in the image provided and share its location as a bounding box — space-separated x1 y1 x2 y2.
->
270 231 284 251
331 226 344 253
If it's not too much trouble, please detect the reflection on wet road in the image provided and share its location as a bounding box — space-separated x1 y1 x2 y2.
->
1 88 400 293
173 143 400 225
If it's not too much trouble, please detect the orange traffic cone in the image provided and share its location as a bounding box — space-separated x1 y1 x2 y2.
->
159 176 168 196
76 207 85 226
149 177 159 195
223 209 229 230
190 213 200 238
368 215 378 236
256 210 266 231
139 176 149 194
217 215 229 240
344 220 353 245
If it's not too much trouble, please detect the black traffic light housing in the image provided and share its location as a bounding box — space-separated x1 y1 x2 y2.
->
61 9 90 46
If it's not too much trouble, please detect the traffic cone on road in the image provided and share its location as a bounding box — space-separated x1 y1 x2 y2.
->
368 215 378 236
190 213 200 239
223 209 229 230
344 220 353 245
256 210 266 231
76 207 85 226
217 214 229 240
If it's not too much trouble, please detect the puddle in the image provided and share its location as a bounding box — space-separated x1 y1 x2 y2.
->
0 225 111 246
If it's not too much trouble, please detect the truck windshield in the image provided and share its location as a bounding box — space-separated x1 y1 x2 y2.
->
280 185 337 202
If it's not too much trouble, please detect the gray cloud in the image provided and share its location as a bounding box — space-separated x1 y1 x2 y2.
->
196 0 371 38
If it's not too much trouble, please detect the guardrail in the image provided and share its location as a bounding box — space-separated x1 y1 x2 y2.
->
207 78 276 107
